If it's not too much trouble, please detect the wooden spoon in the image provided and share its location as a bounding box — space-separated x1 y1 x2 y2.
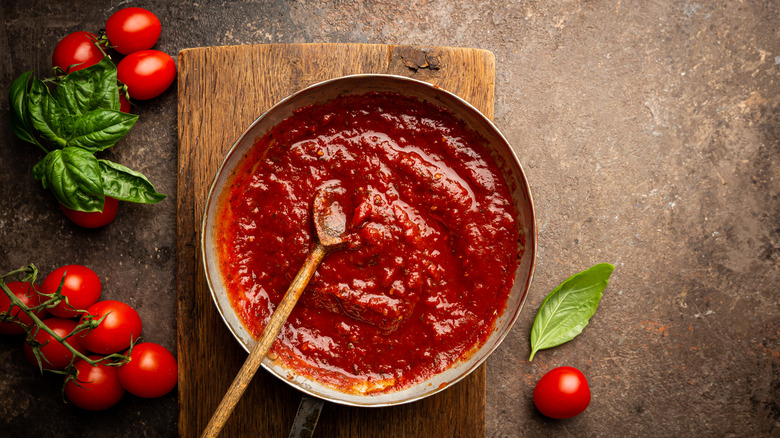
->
201 185 349 438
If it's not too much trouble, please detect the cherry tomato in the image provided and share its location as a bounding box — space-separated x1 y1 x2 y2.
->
64 356 125 411
105 7 161 55
533 366 591 419
0 281 47 335
117 342 177 398
41 265 102 318
117 50 176 100
60 196 119 228
119 92 131 113
23 317 88 370
79 300 142 354
52 31 105 73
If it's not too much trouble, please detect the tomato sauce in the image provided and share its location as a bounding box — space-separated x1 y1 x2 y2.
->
216 92 521 394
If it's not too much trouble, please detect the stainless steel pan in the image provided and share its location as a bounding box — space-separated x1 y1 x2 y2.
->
201 74 536 407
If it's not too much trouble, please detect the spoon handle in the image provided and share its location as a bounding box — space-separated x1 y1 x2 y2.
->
201 243 329 438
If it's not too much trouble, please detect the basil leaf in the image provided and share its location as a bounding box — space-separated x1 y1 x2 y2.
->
32 157 46 183
28 77 67 148
39 147 104 212
99 159 166 204
8 71 43 148
55 56 120 114
529 263 615 361
64 109 138 152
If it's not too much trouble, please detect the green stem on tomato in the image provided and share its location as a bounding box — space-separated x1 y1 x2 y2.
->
0 264 37 283
0 264 130 369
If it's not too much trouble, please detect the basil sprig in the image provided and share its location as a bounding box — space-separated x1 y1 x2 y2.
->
8 54 165 212
529 263 615 361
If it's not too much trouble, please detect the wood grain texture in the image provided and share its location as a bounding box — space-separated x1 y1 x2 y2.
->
177 43 495 438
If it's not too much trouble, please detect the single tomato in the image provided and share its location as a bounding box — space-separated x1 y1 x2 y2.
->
117 342 177 398
79 300 142 354
533 366 591 419
0 281 47 335
52 31 105 73
41 265 102 318
105 7 161 55
60 196 119 229
116 50 176 100
119 91 131 113
64 356 125 411
23 317 88 370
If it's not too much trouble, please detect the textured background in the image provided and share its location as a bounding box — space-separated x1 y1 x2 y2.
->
1 0 778 436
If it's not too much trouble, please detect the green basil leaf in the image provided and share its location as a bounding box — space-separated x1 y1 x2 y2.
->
55 56 120 114
99 159 166 204
39 147 104 212
28 77 67 148
32 157 46 183
64 109 138 152
8 71 43 148
529 263 615 361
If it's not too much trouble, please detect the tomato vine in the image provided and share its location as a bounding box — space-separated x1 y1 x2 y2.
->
0 264 131 375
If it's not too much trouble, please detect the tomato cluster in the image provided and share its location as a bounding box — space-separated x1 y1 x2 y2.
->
49 7 174 229
52 7 175 102
0 264 177 411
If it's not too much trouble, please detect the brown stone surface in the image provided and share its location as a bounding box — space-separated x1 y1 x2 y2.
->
0 1 778 437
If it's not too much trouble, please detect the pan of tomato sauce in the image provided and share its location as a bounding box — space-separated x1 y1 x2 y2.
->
202 75 536 406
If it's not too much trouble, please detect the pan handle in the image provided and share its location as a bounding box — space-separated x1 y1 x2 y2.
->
288 395 325 438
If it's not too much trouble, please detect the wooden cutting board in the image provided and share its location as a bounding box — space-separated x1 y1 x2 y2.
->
176 43 495 438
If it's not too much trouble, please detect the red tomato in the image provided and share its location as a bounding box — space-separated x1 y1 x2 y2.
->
23 317 88 370
105 7 161 55
0 281 47 335
116 50 176 100
64 356 125 411
533 366 591 419
60 196 119 228
41 265 102 318
52 31 105 73
119 92 131 113
79 300 142 354
117 342 177 398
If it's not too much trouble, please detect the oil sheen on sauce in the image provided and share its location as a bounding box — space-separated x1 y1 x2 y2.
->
216 92 522 394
